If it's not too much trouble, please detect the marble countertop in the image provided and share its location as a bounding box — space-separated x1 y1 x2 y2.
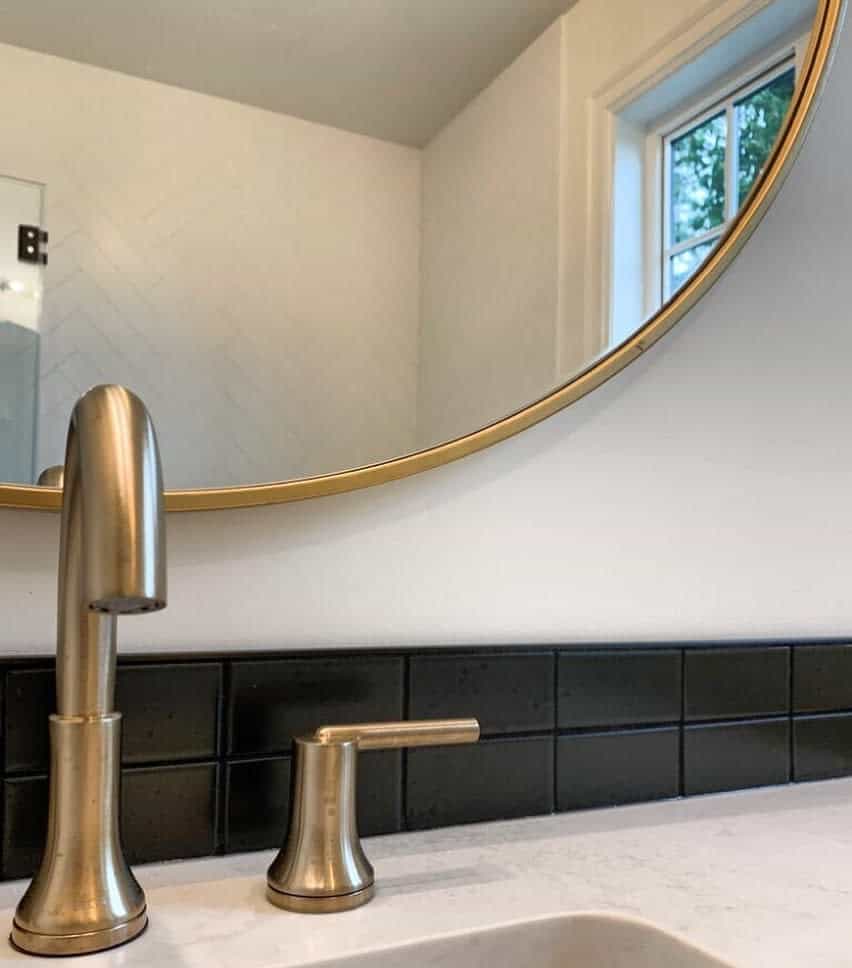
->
0 779 850 967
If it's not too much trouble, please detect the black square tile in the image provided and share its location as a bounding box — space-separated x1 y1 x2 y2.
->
355 750 403 837
409 652 554 736
0 671 5 760
794 645 852 713
794 714 852 782
684 648 789 722
121 763 219 865
4 663 223 773
228 656 404 756
2 775 48 881
557 728 679 811
226 750 401 853
117 663 222 764
558 651 681 729
683 720 790 796
4 668 52 774
406 736 553 830
227 758 291 854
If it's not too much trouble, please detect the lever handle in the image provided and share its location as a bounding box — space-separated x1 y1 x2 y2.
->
267 717 480 914
312 718 479 750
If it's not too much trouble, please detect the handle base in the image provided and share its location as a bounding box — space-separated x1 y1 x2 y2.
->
266 883 374 914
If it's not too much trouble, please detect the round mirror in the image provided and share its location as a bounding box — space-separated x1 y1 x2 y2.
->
0 0 841 510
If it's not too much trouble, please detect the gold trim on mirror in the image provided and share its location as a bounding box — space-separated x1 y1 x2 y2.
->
0 0 843 514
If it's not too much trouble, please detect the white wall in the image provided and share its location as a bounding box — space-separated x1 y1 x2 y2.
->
0 42 422 489
418 22 563 448
0 12 847 657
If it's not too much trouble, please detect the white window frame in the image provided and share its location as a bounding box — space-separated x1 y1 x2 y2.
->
576 0 816 373
658 50 799 302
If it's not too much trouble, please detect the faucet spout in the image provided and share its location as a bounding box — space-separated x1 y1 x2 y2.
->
12 385 167 957
56 385 166 716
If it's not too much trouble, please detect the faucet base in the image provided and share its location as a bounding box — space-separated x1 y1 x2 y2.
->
10 909 148 956
12 715 147 957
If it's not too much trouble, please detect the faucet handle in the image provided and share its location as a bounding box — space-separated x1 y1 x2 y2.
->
312 717 480 750
266 718 480 914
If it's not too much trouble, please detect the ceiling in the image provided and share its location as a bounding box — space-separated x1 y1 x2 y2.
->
0 1 577 147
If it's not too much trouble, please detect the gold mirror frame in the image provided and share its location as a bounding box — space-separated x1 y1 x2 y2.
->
0 0 843 513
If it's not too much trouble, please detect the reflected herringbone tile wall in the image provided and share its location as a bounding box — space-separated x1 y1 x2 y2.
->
0 41 422 488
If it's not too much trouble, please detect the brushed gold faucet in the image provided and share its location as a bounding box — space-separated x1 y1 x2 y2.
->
267 718 480 913
11 385 166 957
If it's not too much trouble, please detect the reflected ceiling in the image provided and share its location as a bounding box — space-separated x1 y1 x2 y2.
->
0 0 577 146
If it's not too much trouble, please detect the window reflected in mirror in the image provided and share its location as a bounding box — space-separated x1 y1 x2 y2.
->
662 59 796 299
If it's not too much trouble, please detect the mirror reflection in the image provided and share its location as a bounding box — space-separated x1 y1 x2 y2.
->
0 0 815 489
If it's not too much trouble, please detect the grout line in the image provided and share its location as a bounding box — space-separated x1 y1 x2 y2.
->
474 730 556 743
219 661 231 760
401 655 410 832
124 758 220 773
216 661 231 854
679 648 686 798
679 713 791 729
216 750 294 766
5 757 221 781
214 762 225 856
790 709 852 719
559 721 682 737
0 668 6 881
553 649 559 812
789 646 795 782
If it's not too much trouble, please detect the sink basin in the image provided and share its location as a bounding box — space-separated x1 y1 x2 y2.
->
316 912 734 967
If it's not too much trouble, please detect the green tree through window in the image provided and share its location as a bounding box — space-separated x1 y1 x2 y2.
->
671 113 727 245
737 69 796 205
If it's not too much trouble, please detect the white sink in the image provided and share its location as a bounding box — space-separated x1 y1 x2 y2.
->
314 913 735 967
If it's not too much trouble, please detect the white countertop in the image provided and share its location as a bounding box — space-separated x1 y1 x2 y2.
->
0 779 850 967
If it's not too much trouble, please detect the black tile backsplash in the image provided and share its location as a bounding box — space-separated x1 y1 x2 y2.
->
5 669 53 774
117 664 222 765
0 643 848 881
557 727 679 811
793 714 852 782
121 764 219 865
226 757 291 854
793 645 852 713
407 736 554 830
4 663 222 773
558 650 681 728
684 648 789 722
3 776 48 880
409 652 554 735
228 657 404 756
683 719 790 795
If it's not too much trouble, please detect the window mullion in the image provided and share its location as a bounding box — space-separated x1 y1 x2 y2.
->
666 226 724 257
726 100 738 221
661 136 671 299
